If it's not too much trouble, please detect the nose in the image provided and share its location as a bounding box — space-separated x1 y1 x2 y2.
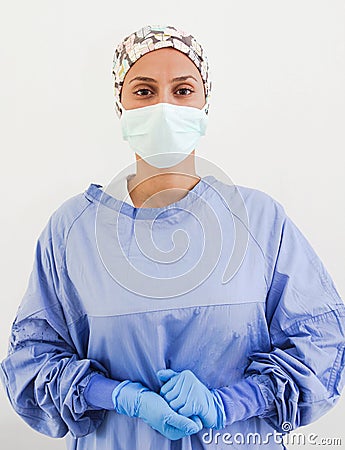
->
156 87 175 105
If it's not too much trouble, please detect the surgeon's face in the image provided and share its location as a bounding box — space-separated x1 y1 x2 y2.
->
120 48 206 111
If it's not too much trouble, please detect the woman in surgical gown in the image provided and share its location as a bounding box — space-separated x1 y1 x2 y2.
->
1 25 345 450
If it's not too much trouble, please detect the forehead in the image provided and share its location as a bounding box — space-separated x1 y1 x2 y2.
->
123 48 202 82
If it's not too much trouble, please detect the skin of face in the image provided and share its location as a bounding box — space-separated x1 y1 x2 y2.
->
119 47 207 208
120 47 206 110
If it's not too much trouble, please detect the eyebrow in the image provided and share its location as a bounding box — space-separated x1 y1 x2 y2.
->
128 75 199 84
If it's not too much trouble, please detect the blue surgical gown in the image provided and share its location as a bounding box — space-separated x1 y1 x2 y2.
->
1 175 345 449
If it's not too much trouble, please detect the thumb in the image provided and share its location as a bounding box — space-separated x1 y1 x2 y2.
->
166 410 202 434
156 369 178 382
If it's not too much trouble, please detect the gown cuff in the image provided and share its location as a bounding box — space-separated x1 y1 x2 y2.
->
216 375 275 427
83 373 122 410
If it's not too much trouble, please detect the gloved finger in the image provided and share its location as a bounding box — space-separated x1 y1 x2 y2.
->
178 403 195 417
161 373 187 401
190 414 203 429
161 428 188 441
167 394 185 411
169 394 189 411
162 375 184 400
163 387 180 403
165 410 202 434
161 423 196 441
150 422 185 441
156 369 178 382
167 378 191 407
159 374 180 397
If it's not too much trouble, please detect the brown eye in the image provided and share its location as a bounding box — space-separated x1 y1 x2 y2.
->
176 88 193 95
134 88 153 96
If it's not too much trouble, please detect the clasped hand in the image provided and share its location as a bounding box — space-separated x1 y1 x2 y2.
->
112 369 225 441
112 379 203 441
157 369 225 430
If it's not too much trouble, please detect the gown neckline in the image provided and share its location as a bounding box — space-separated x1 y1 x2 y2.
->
84 175 218 220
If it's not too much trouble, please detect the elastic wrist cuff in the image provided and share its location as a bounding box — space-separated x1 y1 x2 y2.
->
211 389 227 429
217 376 269 426
84 373 122 410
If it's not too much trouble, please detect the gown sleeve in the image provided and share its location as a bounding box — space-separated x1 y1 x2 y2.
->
0 214 112 438
217 198 345 432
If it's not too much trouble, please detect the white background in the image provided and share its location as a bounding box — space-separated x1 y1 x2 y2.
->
0 1 344 448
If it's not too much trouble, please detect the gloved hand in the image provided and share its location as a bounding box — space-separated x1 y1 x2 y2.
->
157 369 226 429
112 380 203 440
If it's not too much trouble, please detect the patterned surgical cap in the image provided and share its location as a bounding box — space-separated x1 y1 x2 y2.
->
112 24 211 118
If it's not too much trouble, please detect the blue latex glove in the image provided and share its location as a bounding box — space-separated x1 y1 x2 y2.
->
112 380 203 440
157 369 226 429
